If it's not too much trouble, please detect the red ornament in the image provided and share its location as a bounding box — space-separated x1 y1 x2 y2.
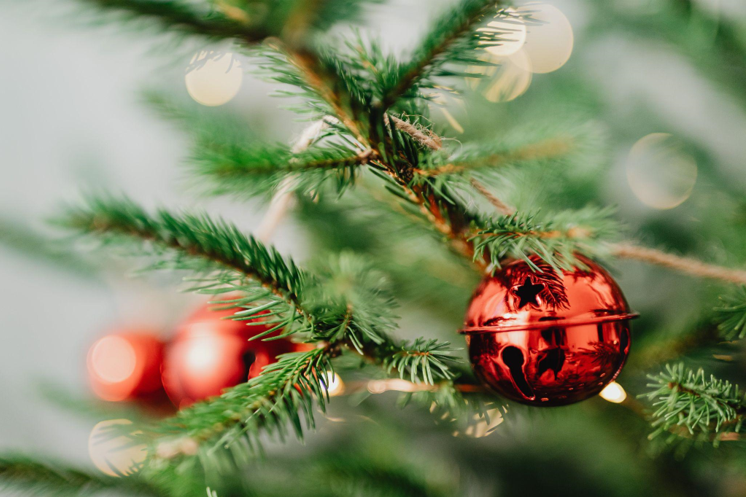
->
87 331 166 403
162 301 304 408
461 256 637 406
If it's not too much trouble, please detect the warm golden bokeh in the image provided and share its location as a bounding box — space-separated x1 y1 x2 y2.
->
626 133 698 210
88 419 147 477
478 7 527 57
185 51 243 107
599 382 627 404
511 3 574 74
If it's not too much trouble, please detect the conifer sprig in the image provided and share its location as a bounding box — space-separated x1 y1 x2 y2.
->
715 287 746 340
643 364 746 444
60 196 306 319
157 347 336 458
0 455 161 496
76 0 270 42
59 197 466 457
471 208 619 272
362 338 460 385
379 0 509 109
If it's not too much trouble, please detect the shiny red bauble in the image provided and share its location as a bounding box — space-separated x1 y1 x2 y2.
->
162 301 304 408
461 256 637 406
87 331 166 403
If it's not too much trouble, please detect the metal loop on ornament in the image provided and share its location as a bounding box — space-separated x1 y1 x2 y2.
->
459 312 640 334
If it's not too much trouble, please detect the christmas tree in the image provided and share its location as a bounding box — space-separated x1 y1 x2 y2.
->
3 0 746 495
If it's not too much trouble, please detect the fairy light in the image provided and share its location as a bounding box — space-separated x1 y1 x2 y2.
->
478 7 527 57
452 408 504 438
185 51 243 107
626 133 697 210
88 419 147 477
367 379 432 394
599 382 627 404
511 3 574 74
322 372 345 397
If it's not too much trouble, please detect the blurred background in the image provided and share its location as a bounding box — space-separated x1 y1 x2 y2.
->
2 0 746 495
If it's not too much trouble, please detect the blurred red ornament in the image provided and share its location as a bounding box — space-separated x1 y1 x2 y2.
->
162 301 305 408
87 331 166 403
461 256 637 406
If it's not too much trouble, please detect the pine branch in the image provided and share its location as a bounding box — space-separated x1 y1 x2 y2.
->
0 217 99 279
76 0 271 42
715 286 746 340
643 364 746 445
190 140 372 199
471 208 619 272
378 0 508 109
414 137 574 177
156 346 336 458
0 455 161 496
261 42 373 146
59 196 306 311
357 338 461 385
58 199 467 457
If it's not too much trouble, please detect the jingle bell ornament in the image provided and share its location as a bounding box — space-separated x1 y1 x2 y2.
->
162 301 305 408
461 256 637 406
87 331 166 403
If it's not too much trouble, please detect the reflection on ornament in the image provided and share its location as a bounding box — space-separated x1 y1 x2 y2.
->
87 332 165 402
626 133 697 210
599 381 627 404
321 372 345 397
88 419 147 477
466 50 532 103
511 4 574 74
185 51 243 107
478 8 527 57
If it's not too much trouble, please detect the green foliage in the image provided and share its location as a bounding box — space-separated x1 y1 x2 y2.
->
158 347 335 455
252 44 374 135
373 338 460 384
643 364 746 445
379 0 515 109
715 286 746 340
75 0 382 43
0 217 98 279
0 455 159 496
74 0 270 42
471 207 620 272
59 196 306 321
303 253 397 348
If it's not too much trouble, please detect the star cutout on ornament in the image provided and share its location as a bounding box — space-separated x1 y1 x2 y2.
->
514 277 544 309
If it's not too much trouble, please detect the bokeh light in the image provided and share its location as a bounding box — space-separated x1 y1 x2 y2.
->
599 382 627 404
626 133 698 210
478 8 527 57
467 50 533 103
511 3 574 74
88 419 147 477
453 408 505 438
185 51 243 107
322 372 345 397
367 378 428 394
89 336 136 385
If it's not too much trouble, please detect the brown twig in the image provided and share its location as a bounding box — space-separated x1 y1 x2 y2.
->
611 242 746 285
470 178 515 216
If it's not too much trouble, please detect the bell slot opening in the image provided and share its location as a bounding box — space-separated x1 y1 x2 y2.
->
502 346 535 400
241 350 256 381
